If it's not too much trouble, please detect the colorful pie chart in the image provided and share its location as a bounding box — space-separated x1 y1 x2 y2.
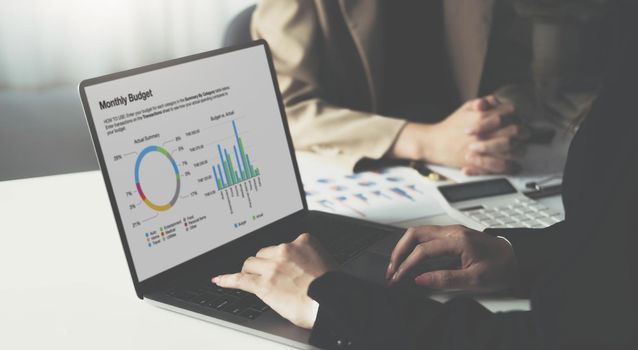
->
134 145 180 211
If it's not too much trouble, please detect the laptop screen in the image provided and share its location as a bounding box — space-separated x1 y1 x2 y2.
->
83 44 304 281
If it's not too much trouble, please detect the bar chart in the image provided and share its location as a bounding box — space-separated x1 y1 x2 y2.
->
212 120 261 190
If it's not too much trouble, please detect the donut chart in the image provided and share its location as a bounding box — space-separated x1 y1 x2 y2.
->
134 145 181 211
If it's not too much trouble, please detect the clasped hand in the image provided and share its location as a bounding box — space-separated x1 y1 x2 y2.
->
391 95 529 175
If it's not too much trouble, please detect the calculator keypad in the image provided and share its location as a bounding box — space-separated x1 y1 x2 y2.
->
466 197 563 229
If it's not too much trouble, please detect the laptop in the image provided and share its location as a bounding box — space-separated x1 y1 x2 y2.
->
79 40 405 349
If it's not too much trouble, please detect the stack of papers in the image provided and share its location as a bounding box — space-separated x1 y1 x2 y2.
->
303 167 444 225
296 130 571 226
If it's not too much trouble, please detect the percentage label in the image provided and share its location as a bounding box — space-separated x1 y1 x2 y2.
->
177 146 184 152
125 191 133 197
132 221 141 228
113 155 122 161
190 191 198 197
183 171 191 177
129 204 136 210
175 136 182 142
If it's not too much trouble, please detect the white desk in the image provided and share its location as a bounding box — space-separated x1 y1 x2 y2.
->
0 165 559 349
0 171 285 350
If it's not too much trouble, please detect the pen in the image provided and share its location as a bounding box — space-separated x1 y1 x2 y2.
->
354 158 447 181
523 184 562 199
408 160 448 182
525 174 562 191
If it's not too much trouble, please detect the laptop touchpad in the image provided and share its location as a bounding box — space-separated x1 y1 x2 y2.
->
367 232 402 256
341 249 462 287
340 251 390 285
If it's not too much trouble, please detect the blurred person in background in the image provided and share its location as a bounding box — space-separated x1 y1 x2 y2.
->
251 0 612 174
213 3 637 349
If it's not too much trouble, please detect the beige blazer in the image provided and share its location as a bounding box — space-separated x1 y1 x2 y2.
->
251 0 601 170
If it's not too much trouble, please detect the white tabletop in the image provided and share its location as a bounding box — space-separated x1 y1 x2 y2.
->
0 165 550 349
0 171 286 350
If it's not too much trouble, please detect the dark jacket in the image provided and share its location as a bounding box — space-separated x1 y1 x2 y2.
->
306 4 638 349
251 0 608 170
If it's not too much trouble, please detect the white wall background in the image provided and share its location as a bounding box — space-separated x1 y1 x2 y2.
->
0 0 257 89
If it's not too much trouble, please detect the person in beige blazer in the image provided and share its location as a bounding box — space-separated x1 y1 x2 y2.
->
251 0 608 173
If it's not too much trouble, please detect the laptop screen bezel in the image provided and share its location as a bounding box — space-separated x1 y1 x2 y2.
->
78 40 308 298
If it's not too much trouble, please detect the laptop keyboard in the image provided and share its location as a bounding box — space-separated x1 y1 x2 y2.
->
168 285 269 320
166 226 389 321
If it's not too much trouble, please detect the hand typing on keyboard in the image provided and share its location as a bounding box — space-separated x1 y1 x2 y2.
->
212 233 337 329
387 225 519 292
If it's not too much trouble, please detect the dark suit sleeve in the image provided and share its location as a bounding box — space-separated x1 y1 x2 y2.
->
307 6 638 347
306 223 566 349
307 271 540 350
485 221 566 296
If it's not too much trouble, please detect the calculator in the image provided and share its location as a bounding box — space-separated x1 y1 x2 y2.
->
435 178 564 230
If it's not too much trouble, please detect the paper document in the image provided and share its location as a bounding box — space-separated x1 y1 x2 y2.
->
304 167 445 224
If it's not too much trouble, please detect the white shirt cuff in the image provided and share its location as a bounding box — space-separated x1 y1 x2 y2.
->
496 235 513 247
310 300 320 327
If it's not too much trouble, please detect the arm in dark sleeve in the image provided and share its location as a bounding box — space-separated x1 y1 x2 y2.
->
308 271 540 350
485 221 566 296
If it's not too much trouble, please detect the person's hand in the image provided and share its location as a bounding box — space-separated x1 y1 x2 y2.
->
386 225 518 292
212 233 337 329
462 96 529 175
390 96 526 174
